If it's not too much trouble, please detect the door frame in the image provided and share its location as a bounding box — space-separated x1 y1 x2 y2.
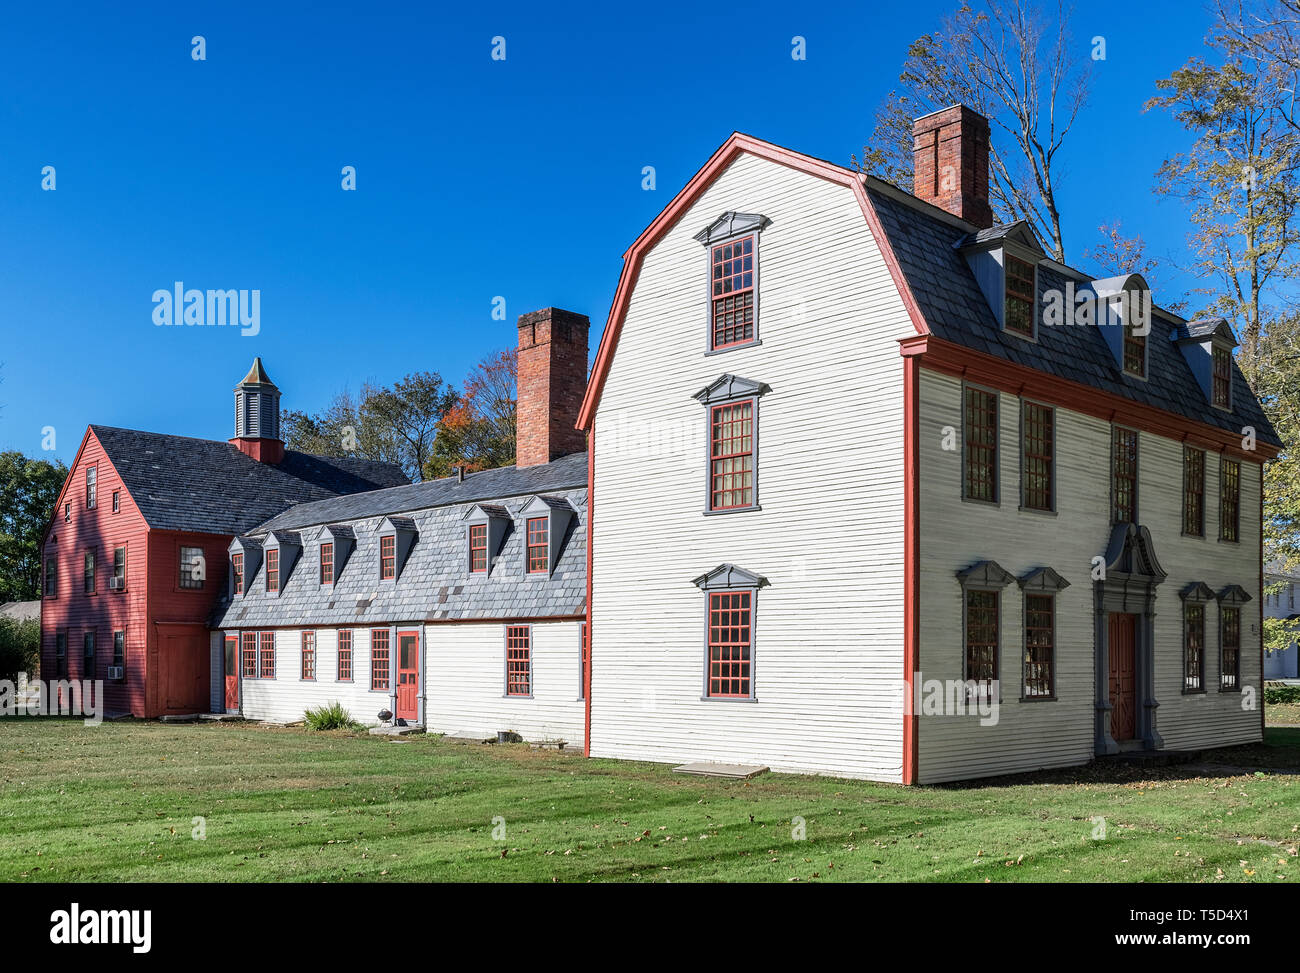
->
393 628 423 725
1107 613 1138 742
223 633 240 715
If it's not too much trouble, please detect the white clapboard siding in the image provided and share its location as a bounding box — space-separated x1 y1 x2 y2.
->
423 621 584 746
917 369 1262 783
590 152 915 781
235 627 393 725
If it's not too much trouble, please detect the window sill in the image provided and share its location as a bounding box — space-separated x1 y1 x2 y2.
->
703 505 762 517
1182 688 1207 696
1180 531 1206 540
504 693 535 700
1003 328 1037 343
705 339 762 357
1017 505 1056 516
960 496 1000 508
700 694 758 702
1019 694 1057 702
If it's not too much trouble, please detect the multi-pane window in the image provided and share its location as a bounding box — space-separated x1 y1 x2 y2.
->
709 401 755 510
710 236 755 349
1212 345 1232 408
1183 447 1205 536
301 631 316 680
380 536 396 580
371 629 390 691
964 387 998 502
320 543 334 585
44 557 56 597
337 630 353 682
579 621 588 700
232 553 244 595
112 631 125 677
1184 604 1205 692
56 633 68 678
1123 324 1146 378
1023 594 1054 697
707 591 753 698
526 517 549 573
1221 606 1240 691
112 490 120 513
964 590 999 697
242 632 258 677
469 524 487 573
86 466 97 508
1004 255 1035 337
1111 428 1138 524
266 549 280 593
84 550 95 594
112 546 126 590
1220 458 1240 542
506 626 532 696
83 631 95 675
179 546 204 589
259 631 275 679
1021 402 1054 511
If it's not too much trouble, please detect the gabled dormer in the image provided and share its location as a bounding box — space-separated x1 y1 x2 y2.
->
463 503 511 575
519 495 575 578
1078 274 1153 380
1172 317 1238 411
955 222 1045 340
376 516 417 581
261 530 302 596
313 524 356 585
227 535 262 598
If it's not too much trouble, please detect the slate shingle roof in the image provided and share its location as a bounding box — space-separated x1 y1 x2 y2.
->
211 455 588 628
866 185 1283 448
90 425 409 535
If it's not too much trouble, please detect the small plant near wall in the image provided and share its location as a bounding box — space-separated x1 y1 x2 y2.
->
303 701 360 731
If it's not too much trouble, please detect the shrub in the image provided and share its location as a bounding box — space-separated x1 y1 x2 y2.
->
1264 684 1300 705
0 617 39 682
303 701 360 731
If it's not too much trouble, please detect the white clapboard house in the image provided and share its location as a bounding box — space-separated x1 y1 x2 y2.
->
577 105 1281 783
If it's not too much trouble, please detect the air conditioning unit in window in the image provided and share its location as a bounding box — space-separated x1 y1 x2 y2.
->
108 577 124 591
107 665 124 680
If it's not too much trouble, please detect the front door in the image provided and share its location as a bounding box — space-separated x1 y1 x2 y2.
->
396 630 419 722
1108 613 1137 741
224 635 240 712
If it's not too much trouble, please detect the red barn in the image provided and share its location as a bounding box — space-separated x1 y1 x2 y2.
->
39 360 407 717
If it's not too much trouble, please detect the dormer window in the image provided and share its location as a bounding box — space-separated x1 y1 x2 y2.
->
227 536 261 597
320 542 334 585
1123 324 1146 378
526 517 549 573
380 535 395 580
694 212 771 353
260 531 301 595
518 496 576 578
232 553 244 595
1212 345 1232 408
1004 255 1035 337
266 549 280 593
375 517 417 582
464 505 509 575
469 524 488 572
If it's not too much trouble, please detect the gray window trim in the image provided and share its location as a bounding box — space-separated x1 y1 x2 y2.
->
1179 585 1212 695
1017 568 1067 701
695 212 771 354
695 376 769 516
694 563 767 702
464 504 510 576
1018 398 1056 513
1001 248 1040 342
956 560 1015 704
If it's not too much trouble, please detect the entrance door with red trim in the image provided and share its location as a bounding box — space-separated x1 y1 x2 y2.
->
224 635 239 712
1108 613 1137 741
396 630 419 722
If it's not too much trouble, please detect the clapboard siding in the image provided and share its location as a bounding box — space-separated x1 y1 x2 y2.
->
917 369 1262 783
235 627 392 724
424 621 584 745
590 152 914 780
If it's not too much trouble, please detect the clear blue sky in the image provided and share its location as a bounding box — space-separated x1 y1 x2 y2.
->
0 0 1217 463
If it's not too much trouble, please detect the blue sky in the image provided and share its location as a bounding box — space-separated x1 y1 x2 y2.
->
0 0 1218 463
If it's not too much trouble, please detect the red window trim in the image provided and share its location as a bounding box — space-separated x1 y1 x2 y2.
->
709 234 757 351
379 535 396 581
266 548 280 593
232 552 244 596
259 631 275 679
505 625 532 697
241 632 257 677
709 399 756 511
301 630 316 680
526 517 549 573
337 629 353 682
706 589 754 699
469 524 488 573
320 542 334 585
371 629 391 691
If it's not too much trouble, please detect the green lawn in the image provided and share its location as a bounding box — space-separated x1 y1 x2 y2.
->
1267 700 1300 725
2 718 1299 882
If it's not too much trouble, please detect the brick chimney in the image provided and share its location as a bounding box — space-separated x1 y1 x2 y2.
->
516 307 589 468
912 105 993 229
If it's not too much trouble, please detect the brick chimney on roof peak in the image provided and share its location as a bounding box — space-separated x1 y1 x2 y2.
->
912 105 993 229
516 307 589 468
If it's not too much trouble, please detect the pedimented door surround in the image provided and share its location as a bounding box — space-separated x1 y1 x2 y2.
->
1094 524 1167 755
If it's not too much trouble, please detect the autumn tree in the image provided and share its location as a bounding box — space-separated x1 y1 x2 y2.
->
0 451 67 602
425 349 518 479
853 0 1091 262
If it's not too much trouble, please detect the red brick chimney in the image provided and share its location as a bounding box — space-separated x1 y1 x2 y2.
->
912 105 993 229
516 307 589 468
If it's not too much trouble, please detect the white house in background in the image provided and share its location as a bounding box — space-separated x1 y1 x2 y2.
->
577 105 1282 783
1264 562 1300 679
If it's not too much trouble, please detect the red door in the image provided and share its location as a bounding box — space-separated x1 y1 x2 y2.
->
224 635 240 712
396 630 419 722
1108 613 1137 741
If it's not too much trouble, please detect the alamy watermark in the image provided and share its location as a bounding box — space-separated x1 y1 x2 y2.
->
0 677 104 725
152 282 260 336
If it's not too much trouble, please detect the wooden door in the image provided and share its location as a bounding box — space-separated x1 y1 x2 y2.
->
1108 613 1137 741
223 635 240 712
161 629 209 714
396 630 419 722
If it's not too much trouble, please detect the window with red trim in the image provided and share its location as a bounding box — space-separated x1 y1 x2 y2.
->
710 400 754 510
320 543 334 585
506 626 531 696
301 631 316 680
710 235 755 349
266 548 280 593
371 629 390 691
707 591 752 697
1111 427 1138 524
526 517 549 573
1212 345 1232 408
964 387 998 502
469 524 487 572
259 631 275 679
242 632 257 676
337 630 353 682
380 535 395 580
232 553 244 595
1220 458 1240 542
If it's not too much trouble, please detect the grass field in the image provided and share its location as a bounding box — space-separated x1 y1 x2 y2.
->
2 718 1300 882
